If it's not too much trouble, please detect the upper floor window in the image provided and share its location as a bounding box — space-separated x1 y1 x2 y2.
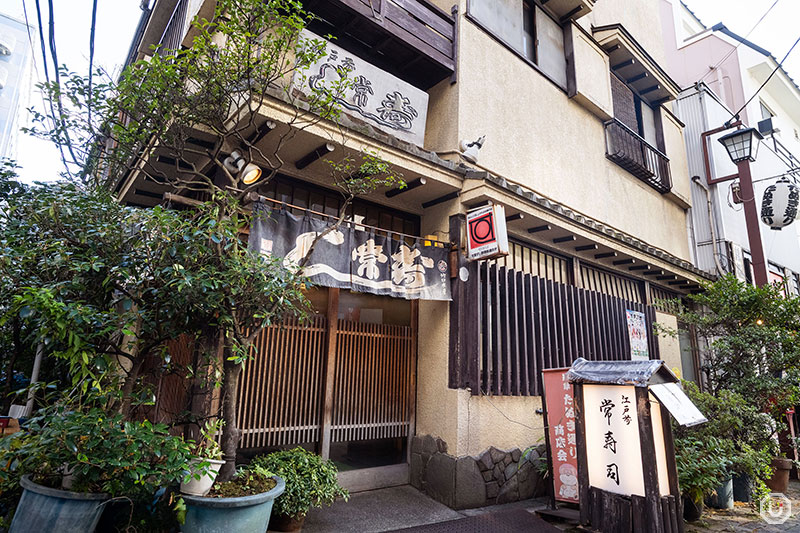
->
468 0 567 89
760 100 775 121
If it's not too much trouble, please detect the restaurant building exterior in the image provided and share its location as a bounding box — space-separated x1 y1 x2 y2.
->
119 0 710 508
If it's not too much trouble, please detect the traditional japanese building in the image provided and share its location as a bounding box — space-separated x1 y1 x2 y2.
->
119 0 708 508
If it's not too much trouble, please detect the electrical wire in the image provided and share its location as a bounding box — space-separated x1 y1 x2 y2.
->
728 34 800 123
698 0 781 84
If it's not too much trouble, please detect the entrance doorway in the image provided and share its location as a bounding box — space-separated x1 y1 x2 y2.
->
236 287 418 491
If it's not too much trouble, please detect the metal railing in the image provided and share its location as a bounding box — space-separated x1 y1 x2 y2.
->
157 0 189 55
604 118 672 194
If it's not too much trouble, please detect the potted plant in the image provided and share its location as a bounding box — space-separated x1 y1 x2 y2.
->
0 405 195 532
181 420 226 497
674 435 730 521
179 463 285 533
252 447 348 531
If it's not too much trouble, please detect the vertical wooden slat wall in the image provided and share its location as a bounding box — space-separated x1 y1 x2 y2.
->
329 320 414 443
235 316 327 449
461 264 661 397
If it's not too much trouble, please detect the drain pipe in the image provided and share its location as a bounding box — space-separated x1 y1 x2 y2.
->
692 175 725 277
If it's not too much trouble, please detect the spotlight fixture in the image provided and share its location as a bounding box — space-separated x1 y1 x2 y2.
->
224 150 263 185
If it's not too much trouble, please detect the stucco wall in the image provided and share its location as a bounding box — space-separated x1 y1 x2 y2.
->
434 19 691 260
581 0 668 67
458 393 544 456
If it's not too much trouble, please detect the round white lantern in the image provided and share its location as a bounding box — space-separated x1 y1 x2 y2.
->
761 177 800 230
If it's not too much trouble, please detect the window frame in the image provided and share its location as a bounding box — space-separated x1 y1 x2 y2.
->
465 0 568 93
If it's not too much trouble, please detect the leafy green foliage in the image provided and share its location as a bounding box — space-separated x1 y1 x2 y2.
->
190 419 224 461
206 463 278 499
252 447 348 518
0 405 195 519
673 381 776 503
677 274 800 417
674 435 731 504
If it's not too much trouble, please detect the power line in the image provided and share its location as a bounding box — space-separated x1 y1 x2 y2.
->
698 0 781 84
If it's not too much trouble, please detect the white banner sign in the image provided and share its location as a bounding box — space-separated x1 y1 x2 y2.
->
295 30 429 146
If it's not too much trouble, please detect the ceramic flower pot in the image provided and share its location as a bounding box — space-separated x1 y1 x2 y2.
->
766 457 793 493
9 475 109 533
682 495 703 522
180 458 226 496
269 511 307 531
180 476 285 533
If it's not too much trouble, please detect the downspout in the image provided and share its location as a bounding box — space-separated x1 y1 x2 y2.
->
692 175 725 277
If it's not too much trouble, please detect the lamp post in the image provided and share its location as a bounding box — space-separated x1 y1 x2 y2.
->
717 127 768 286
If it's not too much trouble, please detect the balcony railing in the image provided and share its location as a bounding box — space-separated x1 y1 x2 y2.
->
304 0 457 89
604 118 671 194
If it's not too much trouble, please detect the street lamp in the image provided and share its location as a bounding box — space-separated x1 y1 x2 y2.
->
718 127 763 163
717 127 768 286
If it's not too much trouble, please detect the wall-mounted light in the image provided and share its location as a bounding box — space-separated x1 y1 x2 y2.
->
224 150 263 185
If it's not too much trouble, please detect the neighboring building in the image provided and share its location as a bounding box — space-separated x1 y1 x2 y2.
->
120 0 706 507
661 1 800 293
0 13 34 162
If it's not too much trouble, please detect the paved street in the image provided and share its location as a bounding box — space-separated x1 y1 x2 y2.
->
686 480 800 533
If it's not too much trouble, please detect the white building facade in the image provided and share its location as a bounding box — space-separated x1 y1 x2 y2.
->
661 0 800 292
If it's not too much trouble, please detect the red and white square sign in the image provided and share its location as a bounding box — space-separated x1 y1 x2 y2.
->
466 205 509 260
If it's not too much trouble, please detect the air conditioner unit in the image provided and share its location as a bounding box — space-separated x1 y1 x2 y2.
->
0 34 15 55
758 117 777 136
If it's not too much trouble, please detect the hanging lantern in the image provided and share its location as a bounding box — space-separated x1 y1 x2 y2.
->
761 177 800 230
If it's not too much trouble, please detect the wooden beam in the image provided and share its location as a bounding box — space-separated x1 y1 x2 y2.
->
613 258 635 265
644 270 665 277
575 244 599 252
604 44 620 54
385 177 426 198
163 192 202 206
553 235 577 244
559 5 583 23
528 224 552 234
612 58 635 70
466 199 492 209
658 275 678 281
626 72 649 84
595 252 618 259
295 143 335 169
629 265 651 271
506 213 525 222
640 84 661 95
319 288 340 459
422 191 460 208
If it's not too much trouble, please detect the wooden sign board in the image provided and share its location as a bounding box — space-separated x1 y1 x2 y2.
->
542 368 579 503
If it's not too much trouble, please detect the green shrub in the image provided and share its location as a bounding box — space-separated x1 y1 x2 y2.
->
252 447 348 518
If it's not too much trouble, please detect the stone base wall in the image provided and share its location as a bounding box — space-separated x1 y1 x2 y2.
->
410 434 548 510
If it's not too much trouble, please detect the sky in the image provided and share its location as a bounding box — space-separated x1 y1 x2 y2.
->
1 0 799 183
3 0 142 183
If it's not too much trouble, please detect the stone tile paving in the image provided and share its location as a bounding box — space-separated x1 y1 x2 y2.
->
686 480 800 533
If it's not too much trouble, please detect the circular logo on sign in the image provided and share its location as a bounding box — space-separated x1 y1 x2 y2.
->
468 213 495 245
438 260 448 273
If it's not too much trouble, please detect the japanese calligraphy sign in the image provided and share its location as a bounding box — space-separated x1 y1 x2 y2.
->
625 310 649 361
249 205 451 301
466 205 509 261
582 384 646 497
542 368 579 503
294 30 429 146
